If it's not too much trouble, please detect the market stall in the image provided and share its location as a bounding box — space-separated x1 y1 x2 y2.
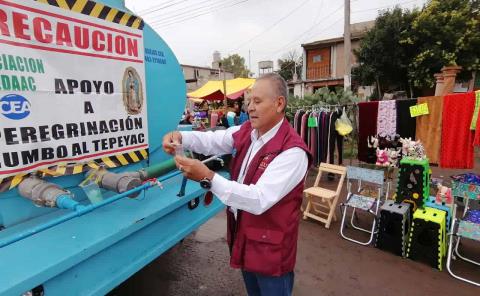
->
186 78 255 129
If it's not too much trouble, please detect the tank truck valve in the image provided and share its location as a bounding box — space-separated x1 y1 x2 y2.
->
86 168 143 198
18 176 77 209
177 154 225 197
177 177 188 197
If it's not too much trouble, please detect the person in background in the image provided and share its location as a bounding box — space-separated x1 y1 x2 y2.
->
233 101 240 113
179 108 194 124
218 111 230 128
227 110 237 127
233 101 242 125
239 102 249 125
162 73 311 296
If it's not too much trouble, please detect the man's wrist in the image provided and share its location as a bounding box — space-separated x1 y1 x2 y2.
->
206 170 215 181
200 170 215 190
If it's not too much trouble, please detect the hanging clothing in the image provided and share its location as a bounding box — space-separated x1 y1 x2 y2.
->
396 99 417 139
376 100 397 137
300 111 309 144
475 91 480 146
322 112 331 163
316 112 324 166
293 110 300 132
308 112 318 165
415 96 443 165
328 110 343 165
471 90 480 130
298 110 305 135
440 92 475 169
358 101 379 163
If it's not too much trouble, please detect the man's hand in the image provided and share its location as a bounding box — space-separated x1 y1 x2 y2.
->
162 131 182 155
175 156 214 182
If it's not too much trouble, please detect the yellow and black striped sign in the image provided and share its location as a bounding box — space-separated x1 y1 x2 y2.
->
0 148 149 192
34 0 144 29
0 1 148 193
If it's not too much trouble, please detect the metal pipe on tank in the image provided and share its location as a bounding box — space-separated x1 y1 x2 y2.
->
0 179 158 248
18 176 75 208
0 154 224 248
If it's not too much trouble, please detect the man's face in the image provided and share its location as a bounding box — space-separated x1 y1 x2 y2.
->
247 80 284 134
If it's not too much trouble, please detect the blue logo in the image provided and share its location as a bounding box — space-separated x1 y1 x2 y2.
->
0 94 31 120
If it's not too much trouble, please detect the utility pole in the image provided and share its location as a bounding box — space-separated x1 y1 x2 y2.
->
222 63 227 111
344 0 351 90
249 50 251 77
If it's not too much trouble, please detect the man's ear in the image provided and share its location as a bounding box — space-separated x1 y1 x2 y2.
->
277 96 286 113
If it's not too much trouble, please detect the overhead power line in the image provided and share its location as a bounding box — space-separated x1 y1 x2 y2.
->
152 0 249 29
150 0 235 27
228 0 311 53
139 0 189 16
147 0 220 26
264 3 344 58
138 0 176 13
352 0 422 14
261 0 424 59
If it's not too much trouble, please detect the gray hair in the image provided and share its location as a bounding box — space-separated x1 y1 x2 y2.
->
256 73 288 111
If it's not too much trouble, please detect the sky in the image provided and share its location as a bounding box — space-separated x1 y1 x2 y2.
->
125 0 427 76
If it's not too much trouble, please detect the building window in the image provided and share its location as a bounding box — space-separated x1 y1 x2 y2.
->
313 55 322 63
289 87 294 96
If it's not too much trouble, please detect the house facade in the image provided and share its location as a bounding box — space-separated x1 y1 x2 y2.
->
182 64 234 92
289 21 374 99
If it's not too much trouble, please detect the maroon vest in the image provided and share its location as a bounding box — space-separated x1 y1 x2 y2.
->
227 119 311 276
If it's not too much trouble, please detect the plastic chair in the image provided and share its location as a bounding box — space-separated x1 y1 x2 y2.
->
406 207 447 270
446 202 480 287
340 166 389 245
303 163 346 229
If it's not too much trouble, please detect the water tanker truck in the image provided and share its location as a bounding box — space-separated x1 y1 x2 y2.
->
0 1 227 295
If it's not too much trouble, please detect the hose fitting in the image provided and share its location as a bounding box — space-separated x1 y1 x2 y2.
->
18 176 73 207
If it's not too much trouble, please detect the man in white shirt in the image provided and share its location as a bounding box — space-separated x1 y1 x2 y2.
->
162 73 310 296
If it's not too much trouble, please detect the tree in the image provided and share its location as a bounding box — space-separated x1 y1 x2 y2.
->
402 0 480 87
354 7 419 97
277 50 303 81
219 54 251 78
355 0 480 96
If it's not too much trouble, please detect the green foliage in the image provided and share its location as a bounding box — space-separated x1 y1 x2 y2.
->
220 54 251 78
354 0 480 92
286 87 359 119
277 51 303 81
354 7 419 94
404 0 480 87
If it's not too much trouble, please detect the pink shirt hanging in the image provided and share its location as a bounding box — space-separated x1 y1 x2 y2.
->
376 100 397 137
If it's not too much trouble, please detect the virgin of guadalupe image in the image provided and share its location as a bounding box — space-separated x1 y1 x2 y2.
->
122 68 143 115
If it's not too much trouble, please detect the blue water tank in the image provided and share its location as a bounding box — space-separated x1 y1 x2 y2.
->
0 1 224 295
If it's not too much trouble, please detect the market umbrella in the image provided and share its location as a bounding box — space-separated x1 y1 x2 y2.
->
187 78 255 101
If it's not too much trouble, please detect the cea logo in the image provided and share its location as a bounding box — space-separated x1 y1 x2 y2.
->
0 94 31 120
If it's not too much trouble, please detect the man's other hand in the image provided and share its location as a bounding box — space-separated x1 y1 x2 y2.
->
175 156 214 182
162 131 182 155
